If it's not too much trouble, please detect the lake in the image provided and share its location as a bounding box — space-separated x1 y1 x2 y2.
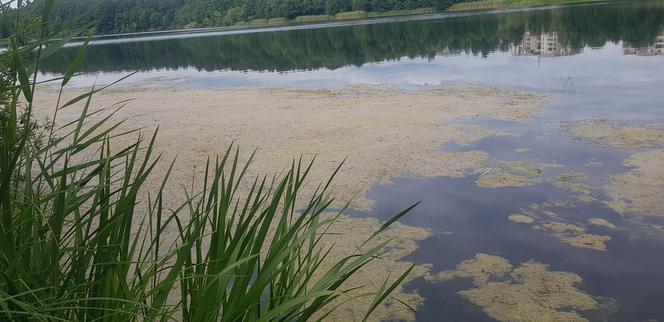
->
40 1 664 321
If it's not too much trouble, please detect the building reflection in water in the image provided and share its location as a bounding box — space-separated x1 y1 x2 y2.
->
623 32 664 56
510 31 580 57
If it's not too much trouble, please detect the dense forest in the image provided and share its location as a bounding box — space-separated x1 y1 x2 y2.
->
1 0 468 36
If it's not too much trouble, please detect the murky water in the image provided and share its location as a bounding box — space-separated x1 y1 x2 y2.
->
41 1 664 321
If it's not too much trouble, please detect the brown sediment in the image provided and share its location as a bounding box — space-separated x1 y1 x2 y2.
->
588 218 616 229
604 150 664 217
33 84 546 320
508 214 535 224
431 254 602 322
476 161 561 189
563 120 664 149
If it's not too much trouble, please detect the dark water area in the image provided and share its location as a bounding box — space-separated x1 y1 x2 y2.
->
441 120 633 184
40 1 664 321
352 174 664 321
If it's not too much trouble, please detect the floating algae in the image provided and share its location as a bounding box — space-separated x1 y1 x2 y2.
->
539 222 610 251
33 85 548 320
446 124 518 147
562 120 664 236
554 171 588 182
552 171 596 202
315 216 432 321
426 253 513 285
560 234 611 252
585 158 603 168
34 85 546 212
542 200 576 208
476 161 560 189
508 214 535 224
506 211 612 251
541 222 586 234
563 120 664 149
604 150 664 217
430 254 603 322
588 218 616 229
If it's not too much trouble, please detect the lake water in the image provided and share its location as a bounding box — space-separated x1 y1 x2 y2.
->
41 1 664 321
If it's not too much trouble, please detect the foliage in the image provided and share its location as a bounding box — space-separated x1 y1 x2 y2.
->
1 0 467 34
0 2 417 321
38 0 664 74
447 0 609 11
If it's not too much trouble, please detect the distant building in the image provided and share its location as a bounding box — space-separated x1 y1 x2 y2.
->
510 31 580 57
623 33 664 56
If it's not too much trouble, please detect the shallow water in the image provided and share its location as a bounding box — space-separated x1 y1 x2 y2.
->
41 1 664 321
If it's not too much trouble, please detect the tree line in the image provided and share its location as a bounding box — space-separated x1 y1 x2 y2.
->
1 0 468 36
37 0 664 74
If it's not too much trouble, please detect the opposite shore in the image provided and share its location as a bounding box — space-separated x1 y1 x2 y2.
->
61 0 616 47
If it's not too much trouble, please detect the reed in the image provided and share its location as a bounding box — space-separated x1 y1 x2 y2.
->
0 1 418 321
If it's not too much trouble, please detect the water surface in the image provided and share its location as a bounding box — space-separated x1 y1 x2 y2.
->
42 1 664 321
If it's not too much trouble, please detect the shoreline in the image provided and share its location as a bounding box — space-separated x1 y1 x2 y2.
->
60 0 619 48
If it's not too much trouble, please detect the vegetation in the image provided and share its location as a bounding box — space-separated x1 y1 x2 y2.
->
447 0 614 11
0 1 418 321
0 0 631 36
1 0 465 36
39 0 664 74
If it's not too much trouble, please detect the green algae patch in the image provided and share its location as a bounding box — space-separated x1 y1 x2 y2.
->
431 254 604 322
447 124 518 147
542 200 576 208
604 150 664 217
541 222 586 234
317 216 432 321
426 253 512 285
539 222 610 251
552 171 596 202
560 234 611 252
508 214 535 224
476 161 561 189
555 171 588 182
508 208 612 251
563 120 664 149
588 218 616 229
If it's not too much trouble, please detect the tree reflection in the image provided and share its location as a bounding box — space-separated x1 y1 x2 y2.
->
40 1 664 74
